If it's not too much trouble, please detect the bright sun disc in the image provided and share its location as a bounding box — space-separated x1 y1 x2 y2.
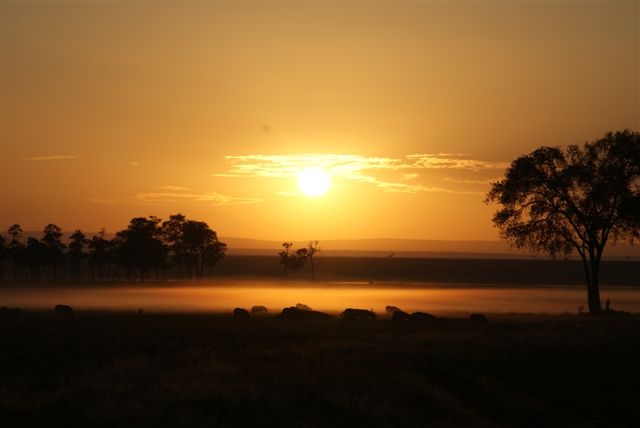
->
298 167 330 197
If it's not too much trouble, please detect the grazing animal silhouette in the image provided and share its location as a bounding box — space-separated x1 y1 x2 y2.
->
409 312 438 322
0 307 21 319
295 303 312 311
54 304 74 317
385 305 402 316
280 306 331 320
251 305 268 315
341 308 376 320
233 307 250 319
470 313 488 324
391 310 410 321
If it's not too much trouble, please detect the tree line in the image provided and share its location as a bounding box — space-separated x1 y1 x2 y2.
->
0 214 227 283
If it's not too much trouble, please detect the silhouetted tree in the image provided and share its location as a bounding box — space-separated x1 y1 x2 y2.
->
0 235 7 282
24 237 48 282
42 224 66 282
278 242 316 279
307 240 319 280
7 224 26 281
187 220 226 278
161 213 227 280
621 193 640 240
162 214 189 278
88 228 114 282
68 229 88 282
114 217 167 281
486 130 640 315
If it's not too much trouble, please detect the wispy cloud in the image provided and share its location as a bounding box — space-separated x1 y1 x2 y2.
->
88 188 261 207
407 154 509 171
216 153 506 195
136 189 262 206
443 177 500 186
21 155 79 161
159 185 192 191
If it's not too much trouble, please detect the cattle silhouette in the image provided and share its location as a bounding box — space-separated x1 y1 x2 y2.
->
0 307 22 319
470 313 488 324
251 305 268 315
54 304 74 317
409 312 438 322
391 310 410 321
385 305 402 316
280 306 331 320
341 308 376 320
233 307 250 319
295 303 312 311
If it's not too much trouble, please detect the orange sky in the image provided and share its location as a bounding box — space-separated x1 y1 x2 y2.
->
1 1 638 242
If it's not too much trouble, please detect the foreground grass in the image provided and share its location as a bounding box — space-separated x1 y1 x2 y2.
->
1 312 639 427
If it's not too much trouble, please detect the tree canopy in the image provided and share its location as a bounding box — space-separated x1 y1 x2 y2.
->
486 130 640 314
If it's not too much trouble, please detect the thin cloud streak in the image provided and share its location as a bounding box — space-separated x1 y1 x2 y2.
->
21 155 79 161
443 177 501 186
136 190 262 206
159 185 192 191
216 153 506 194
88 189 261 207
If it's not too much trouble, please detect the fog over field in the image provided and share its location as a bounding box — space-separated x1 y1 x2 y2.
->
2 282 640 315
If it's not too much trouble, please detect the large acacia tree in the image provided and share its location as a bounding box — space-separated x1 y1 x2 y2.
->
486 130 640 315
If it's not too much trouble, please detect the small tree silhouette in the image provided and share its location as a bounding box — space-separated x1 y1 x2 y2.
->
0 234 7 283
7 224 26 281
68 230 88 282
24 237 48 282
278 241 319 280
42 224 66 282
88 228 114 282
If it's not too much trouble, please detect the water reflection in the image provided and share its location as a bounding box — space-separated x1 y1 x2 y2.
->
1 281 639 314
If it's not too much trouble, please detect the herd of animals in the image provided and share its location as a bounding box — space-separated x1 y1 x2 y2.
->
0 303 489 324
232 303 489 324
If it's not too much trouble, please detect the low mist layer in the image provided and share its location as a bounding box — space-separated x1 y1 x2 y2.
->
2 282 639 314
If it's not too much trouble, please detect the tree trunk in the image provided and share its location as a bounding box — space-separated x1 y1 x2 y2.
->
588 282 601 315
580 252 602 315
587 255 602 315
309 256 315 281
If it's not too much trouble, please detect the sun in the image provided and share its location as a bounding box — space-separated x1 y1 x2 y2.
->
298 167 331 197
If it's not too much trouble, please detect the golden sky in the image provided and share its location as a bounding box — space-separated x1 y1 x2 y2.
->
1 1 638 242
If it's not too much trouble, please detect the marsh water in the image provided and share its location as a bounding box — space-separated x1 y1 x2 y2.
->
2 281 639 314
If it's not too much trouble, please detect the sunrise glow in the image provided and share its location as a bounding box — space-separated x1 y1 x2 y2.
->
297 167 331 197
2 2 637 242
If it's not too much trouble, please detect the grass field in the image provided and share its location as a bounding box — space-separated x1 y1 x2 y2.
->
1 311 639 427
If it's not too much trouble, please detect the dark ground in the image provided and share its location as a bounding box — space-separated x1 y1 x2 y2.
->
216 255 640 285
1 311 639 427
